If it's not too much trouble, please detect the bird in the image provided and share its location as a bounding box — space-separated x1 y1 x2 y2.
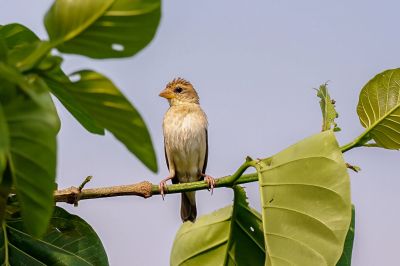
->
159 78 215 222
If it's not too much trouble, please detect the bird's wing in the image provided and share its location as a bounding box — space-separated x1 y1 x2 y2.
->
202 129 208 174
164 142 179 184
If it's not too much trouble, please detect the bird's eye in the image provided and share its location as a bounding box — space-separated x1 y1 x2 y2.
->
174 87 183 93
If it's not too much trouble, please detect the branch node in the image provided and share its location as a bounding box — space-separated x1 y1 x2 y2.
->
137 181 153 198
63 186 80 206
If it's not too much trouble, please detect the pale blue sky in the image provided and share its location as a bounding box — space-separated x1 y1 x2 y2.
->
2 1 400 265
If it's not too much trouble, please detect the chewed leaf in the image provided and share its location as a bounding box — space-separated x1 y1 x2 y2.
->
44 0 161 59
315 83 340 132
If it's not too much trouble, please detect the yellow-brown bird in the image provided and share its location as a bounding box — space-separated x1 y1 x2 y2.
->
159 78 215 222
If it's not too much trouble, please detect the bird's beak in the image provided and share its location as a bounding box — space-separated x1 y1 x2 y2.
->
159 89 175 99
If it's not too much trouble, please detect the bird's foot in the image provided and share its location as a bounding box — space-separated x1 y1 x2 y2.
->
159 177 172 200
202 174 216 195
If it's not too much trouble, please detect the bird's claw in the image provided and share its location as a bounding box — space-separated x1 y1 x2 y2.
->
159 181 168 200
203 174 216 195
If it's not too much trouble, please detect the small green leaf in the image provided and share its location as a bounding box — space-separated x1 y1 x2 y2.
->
0 23 39 49
44 0 161 59
170 186 265 266
0 207 109 265
0 23 51 71
337 205 355 266
357 68 400 149
1 78 59 237
256 131 351 265
315 83 340 132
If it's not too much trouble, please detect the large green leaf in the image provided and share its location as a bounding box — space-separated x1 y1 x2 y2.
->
0 76 60 237
45 70 157 172
336 206 355 266
43 65 105 135
357 68 400 148
0 206 108 265
170 186 265 266
44 0 161 58
256 131 351 266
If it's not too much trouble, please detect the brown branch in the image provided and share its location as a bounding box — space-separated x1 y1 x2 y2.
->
54 160 259 205
54 181 154 204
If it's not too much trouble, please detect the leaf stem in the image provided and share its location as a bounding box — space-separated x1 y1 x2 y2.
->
340 129 370 153
2 222 9 266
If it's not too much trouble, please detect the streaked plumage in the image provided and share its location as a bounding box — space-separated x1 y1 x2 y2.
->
159 78 214 222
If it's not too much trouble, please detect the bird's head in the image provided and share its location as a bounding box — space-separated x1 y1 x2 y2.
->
159 78 199 106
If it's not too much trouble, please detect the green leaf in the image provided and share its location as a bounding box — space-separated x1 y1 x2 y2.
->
43 63 105 135
0 105 9 179
315 83 340 132
1 77 60 237
0 23 39 49
0 63 42 103
44 0 161 59
357 68 400 149
0 37 7 62
47 70 157 172
170 186 265 266
0 206 109 265
336 206 355 266
0 23 51 71
42 65 155 169
256 131 351 266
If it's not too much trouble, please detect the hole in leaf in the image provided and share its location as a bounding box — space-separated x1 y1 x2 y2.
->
250 226 255 232
111 43 124 52
70 74 81 82
52 49 61 56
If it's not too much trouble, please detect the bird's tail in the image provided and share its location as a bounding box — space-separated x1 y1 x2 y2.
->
181 192 196 222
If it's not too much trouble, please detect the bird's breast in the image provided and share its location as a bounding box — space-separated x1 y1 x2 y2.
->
163 105 208 181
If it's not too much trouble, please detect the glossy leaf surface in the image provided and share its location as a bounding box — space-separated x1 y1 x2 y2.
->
0 207 108 265
357 68 400 149
44 0 161 58
0 23 52 71
46 70 157 172
0 76 59 237
171 186 265 266
43 68 105 135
